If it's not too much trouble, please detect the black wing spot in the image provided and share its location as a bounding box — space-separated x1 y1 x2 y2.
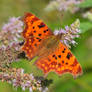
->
62 48 66 53
66 52 71 60
38 34 42 36
38 23 45 28
62 50 65 53
58 55 61 58
38 39 41 42
52 54 57 60
36 37 39 39
64 48 66 50
66 62 68 65
55 57 57 60
33 30 36 33
34 44 37 46
46 29 48 31
43 29 49 33
52 54 55 57
43 30 46 33
62 60 64 63
33 26 35 29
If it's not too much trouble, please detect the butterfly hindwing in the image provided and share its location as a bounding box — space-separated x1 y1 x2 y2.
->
35 42 82 78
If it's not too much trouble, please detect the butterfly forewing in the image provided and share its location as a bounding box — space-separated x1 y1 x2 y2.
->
21 13 53 59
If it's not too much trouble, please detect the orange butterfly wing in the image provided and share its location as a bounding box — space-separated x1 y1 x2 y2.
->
22 13 82 78
35 42 82 78
21 13 53 59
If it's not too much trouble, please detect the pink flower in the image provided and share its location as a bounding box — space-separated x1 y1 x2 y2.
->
54 19 80 48
45 0 84 13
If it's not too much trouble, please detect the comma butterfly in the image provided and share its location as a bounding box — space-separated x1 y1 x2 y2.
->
21 13 83 78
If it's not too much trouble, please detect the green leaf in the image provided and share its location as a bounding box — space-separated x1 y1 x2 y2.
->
78 0 92 8
80 22 92 33
51 73 92 92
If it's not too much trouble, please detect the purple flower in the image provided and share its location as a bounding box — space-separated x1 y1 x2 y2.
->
2 17 23 33
54 30 59 35
0 16 24 65
59 29 67 34
54 19 80 48
0 17 24 49
0 68 49 92
45 0 84 13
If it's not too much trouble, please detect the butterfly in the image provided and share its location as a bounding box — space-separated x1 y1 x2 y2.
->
21 13 83 78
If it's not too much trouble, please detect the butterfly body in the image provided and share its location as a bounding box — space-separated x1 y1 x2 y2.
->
36 35 60 59
21 13 83 78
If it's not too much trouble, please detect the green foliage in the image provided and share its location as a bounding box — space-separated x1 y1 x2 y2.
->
80 22 92 33
53 73 92 92
78 0 92 8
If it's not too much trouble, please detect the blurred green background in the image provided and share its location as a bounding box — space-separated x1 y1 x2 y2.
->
0 0 92 92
